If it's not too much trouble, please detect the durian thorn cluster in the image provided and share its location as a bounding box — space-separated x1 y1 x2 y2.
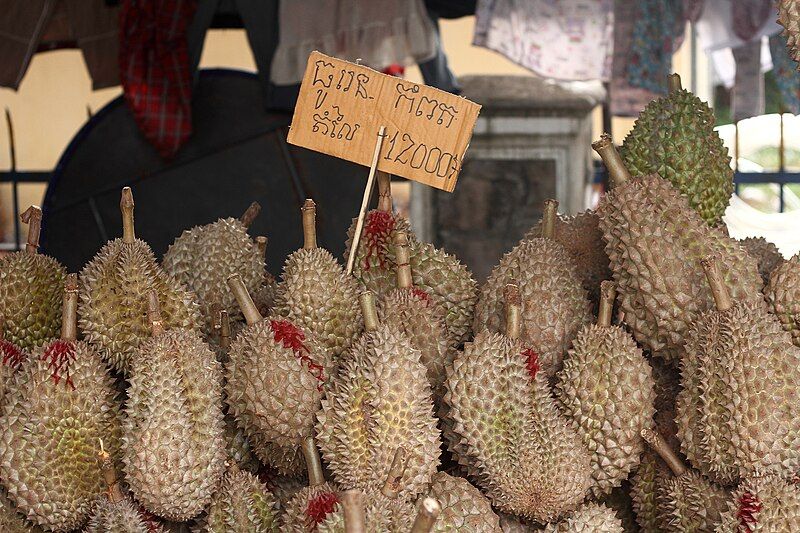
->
302 199 318 250
0 315 24 368
120 186 136 244
592 133 631 186
19 204 42 254
411 497 442 533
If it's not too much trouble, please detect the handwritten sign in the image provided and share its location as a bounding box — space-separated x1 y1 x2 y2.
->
287 51 481 192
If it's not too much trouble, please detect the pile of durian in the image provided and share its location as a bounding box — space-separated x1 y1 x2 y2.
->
1 74 800 533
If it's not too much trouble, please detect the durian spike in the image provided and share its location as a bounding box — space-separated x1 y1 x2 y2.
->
541 199 558 240
360 291 379 332
340 489 367 533
239 201 261 229
146 290 165 336
377 171 393 213
701 258 733 312
668 73 682 93
19 205 42 254
227 274 263 326
504 284 521 340
255 236 268 261
302 199 317 250
592 133 631 187
120 187 135 244
394 230 412 289
381 447 409 499
597 281 616 327
219 310 231 353
98 439 125 504
301 437 325 486
641 428 687 477
61 273 79 341
410 497 442 533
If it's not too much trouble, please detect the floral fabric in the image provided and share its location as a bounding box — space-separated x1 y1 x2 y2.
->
770 33 800 115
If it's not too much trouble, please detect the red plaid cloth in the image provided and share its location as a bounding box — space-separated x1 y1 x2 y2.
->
119 0 197 159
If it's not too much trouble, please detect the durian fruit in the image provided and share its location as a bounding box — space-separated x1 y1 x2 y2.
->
497 513 539 532
620 73 733 226
275 199 363 356
0 274 122 531
0 315 27 406
264 473 306 511
0 490 40 533
766 253 800 347
676 258 800 485
425 472 501 532
0 205 66 350
123 291 225 521
163 202 263 332
524 209 611 307
641 429 727 533
778 0 800 66
599 483 639 533
543 503 624 533
252 236 278 317
80 187 201 374
378 230 451 400
316 291 440 500
555 281 656 498
283 438 342 532
715 474 800 532
474 199 593 377
445 284 591 522
739 237 783 284
592 134 762 363
201 463 279 532
86 445 162 533
254 440 307 478
223 412 261 474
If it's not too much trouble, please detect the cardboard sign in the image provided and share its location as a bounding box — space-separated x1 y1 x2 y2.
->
287 51 481 192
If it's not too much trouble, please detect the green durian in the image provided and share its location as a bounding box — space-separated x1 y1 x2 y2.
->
201 464 279 533
0 205 66 350
543 503 624 533
715 474 800 532
79 187 201 375
283 438 342 532
766 253 800 347
620 73 733 226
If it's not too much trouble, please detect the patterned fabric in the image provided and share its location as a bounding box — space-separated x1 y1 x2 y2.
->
119 0 197 159
626 0 686 94
732 0 773 42
770 33 800 115
473 0 615 81
732 40 764 121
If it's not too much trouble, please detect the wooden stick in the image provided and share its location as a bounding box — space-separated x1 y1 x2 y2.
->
340 490 367 533
592 133 631 187
239 201 261 228
227 274 263 326
19 205 42 254
504 284 521 340
120 187 135 244
147 291 164 336
641 428 687 476
346 126 387 275
302 199 317 250
377 171 393 213
360 291 379 333
410 498 441 533
62 274 78 341
701 258 733 312
597 281 615 327
301 437 325 486
381 447 408 499
394 231 412 289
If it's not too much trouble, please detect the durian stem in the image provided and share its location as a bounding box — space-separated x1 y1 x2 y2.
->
19 205 42 254
701 258 733 312
597 281 616 327
340 490 367 533
360 291 379 332
592 133 631 187
147 291 165 336
381 447 408 499
394 231 412 289
302 199 317 250
668 73 682 93
377 171 393 213
301 437 325 486
227 274 263 326
641 428 687 476
541 200 558 240
61 274 78 341
239 201 261 228
410 498 442 533
120 187 135 244
255 236 268 261
504 284 521 340
98 442 125 504
219 310 231 353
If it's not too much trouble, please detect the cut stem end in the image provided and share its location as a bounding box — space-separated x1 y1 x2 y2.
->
504 284 522 340
641 428 687 476
701 258 733 312
302 199 317 250
227 274 263 326
592 133 631 187
360 291 379 332
61 274 79 341
597 281 616 327
120 187 136 244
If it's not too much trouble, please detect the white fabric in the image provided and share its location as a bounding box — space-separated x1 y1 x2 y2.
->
724 194 800 258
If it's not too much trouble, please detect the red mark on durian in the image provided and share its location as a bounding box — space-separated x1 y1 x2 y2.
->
411 287 431 304
1 340 25 369
737 491 762 530
41 340 76 390
270 319 325 389
522 348 540 380
361 211 395 271
137 505 162 533
305 491 339 528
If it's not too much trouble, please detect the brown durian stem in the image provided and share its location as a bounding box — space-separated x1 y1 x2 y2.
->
19 205 42 254
239 201 261 228
504 284 521 340
301 437 325 486
377 171 393 213
147 291 165 336
541 200 558 240
381 447 408 499
120 187 135 244
340 490 367 533
255 236 268 261
701 258 733 312
227 274 263 325
98 440 125 504
597 281 616 327
302 199 317 250
668 73 682 93
219 310 231 353
360 291 379 332
410 498 442 533
641 428 687 476
61 273 78 341
592 133 631 187
394 231 412 289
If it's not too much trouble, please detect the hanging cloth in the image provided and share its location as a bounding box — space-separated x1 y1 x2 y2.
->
119 0 198 159
732 0 774 43
625 0 686 94
769 33 800 115
732 40 764 121
473 0 615 82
